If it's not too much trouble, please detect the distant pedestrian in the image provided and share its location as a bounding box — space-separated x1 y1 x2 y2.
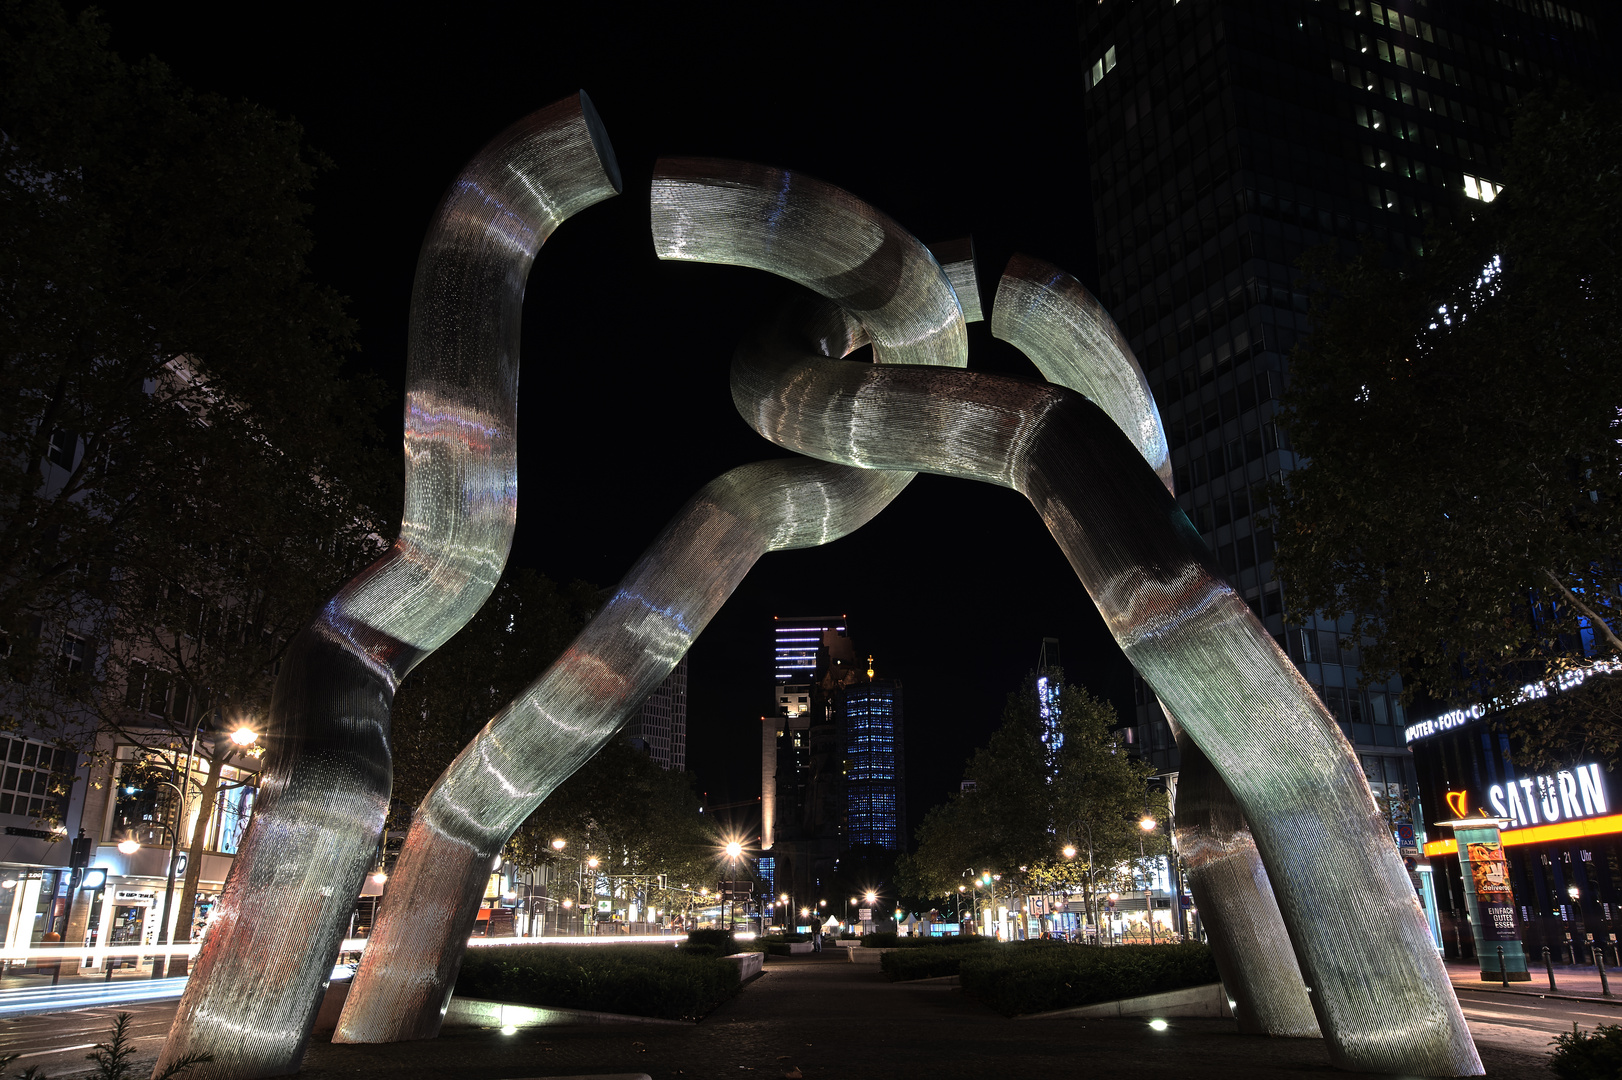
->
810 915 823 953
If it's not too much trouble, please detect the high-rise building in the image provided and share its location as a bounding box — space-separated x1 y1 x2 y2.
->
1077 0 1611 806
841 663 906 851
762 616 904 902
763 615 857 852
627 657 687 771
1036 637 1064 775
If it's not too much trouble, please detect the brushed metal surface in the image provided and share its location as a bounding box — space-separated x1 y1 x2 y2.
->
153 93 621 1079
992 256 1317 1040
333 162 972 1043
729 342 1480 1075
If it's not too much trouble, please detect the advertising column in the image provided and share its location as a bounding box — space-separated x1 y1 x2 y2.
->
1440 816 1530 981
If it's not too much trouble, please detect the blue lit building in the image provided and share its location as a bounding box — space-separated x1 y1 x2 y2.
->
841 677 905 851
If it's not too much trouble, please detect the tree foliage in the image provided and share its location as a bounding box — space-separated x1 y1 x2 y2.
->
508 737 720 916
388 568 600 815
0 0 392 745
896 673 1163 927
387 567 715 913
1274 86 1622 756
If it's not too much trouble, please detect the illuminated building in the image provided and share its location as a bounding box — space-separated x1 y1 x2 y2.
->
1037 637 1063 775
1080 0 1611 802
1409 709 1620 964
841 663 905 851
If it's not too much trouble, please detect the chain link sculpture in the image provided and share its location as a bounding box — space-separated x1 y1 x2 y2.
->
727 249 1480 1074
152 94 621 1079
156 97 1482 1078
991 255 1320 1040
333 160 977 1043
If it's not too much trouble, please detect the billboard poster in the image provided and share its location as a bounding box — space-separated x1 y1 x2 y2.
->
1466 839 1519 942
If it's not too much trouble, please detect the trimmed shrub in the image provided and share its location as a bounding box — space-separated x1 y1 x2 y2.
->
861 931 898 948
1549 1023 1622 1079
454 944 740 1021
959 942 1220 1016
889 934 988 949
684 928 737 953
880 940 1002 981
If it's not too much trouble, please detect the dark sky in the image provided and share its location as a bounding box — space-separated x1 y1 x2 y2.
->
94 2 1131 843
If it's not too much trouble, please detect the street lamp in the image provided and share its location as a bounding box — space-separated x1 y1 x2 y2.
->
117 837 141 856
1139 814 1158 945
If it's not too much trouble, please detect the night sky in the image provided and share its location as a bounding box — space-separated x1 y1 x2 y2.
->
94 3 1131 842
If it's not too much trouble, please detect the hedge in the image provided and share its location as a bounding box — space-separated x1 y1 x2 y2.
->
959 942 1220 1016
879 940 1002 981
862 932 983 948
454 944 740 1021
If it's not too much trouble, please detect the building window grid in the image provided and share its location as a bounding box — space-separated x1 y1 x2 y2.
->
0 738 73 819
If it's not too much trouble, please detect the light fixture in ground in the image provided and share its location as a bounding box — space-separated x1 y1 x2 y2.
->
1148 1019 1169 1031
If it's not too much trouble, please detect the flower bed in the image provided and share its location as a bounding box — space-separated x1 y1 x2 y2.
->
453 943 741 1021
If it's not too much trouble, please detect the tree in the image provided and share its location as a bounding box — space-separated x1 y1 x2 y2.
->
0 0 392 729
387 568 600 819
1273 85 1622 759
383 567 716 921
2 0 399 964
508 737 719 923
896 672 1162 936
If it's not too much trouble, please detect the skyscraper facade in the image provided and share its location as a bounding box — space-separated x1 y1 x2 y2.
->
1077 0 1610 810
842 675 905 851
627 657 687 771
762 617 905 903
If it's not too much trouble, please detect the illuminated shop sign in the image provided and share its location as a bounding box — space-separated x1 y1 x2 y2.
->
1487 764 1608 829
1424 764 1618 857
1405 660 1622 744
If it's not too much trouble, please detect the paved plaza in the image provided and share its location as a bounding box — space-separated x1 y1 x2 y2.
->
0 950 1588 1079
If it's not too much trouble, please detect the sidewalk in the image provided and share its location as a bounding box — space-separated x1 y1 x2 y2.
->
270 951 1550 1080
1446 956 1622 1006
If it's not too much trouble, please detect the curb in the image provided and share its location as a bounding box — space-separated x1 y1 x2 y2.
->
1017 982 1234 1021
443 996 693 1029
1452 982 1622 1008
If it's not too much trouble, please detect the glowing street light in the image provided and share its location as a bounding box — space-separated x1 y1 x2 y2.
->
371 871 388 886
552 838 566 851
1139 815 1157 832
1062 844 1077 859
724 840 743 860
117 838 141 856
230 726 258 747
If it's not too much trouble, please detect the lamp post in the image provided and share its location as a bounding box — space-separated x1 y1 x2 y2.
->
151 710 209 981
550 839 567 936
724 840 743 933
1139 813 1158 946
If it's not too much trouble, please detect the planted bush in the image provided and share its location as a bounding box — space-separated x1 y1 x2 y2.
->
959 942 1219 1017
454 944 741 1021
880 940 1002 981
684 928 737 954
890 934 987 949
1549 1023 1622 1079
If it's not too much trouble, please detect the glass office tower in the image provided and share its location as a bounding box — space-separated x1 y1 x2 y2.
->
842 681 905 850
1077 0 1611 804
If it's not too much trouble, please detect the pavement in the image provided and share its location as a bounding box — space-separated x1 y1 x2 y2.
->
1446 955 1622 1005
0 951 1585 1079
